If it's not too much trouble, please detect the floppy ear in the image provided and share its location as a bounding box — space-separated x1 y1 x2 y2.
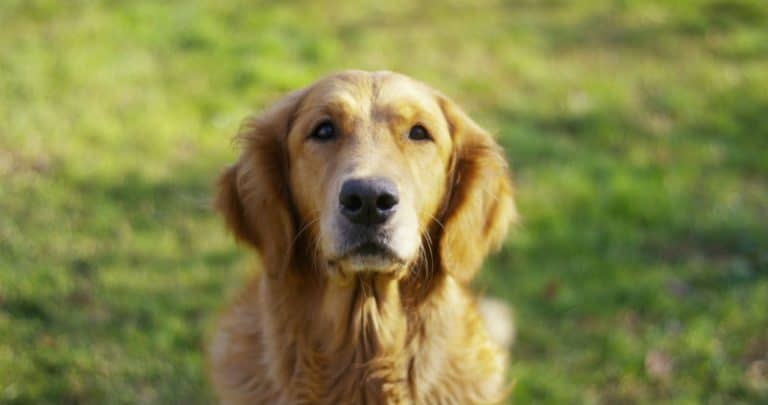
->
436 94 517 283
215 89 307 276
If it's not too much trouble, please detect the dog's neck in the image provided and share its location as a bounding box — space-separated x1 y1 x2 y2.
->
320 274 410 360
264 269 423 402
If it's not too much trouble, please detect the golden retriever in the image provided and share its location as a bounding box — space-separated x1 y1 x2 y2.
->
210 70 516 404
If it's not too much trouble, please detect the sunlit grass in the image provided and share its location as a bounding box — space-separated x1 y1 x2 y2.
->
1 0 767 403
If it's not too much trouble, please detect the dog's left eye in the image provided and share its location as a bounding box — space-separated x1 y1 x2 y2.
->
310 121 336 141
408 125 431 141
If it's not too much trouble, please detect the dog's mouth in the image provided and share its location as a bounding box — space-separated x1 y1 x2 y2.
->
350 241 402 260
322 206 421 277
327 238 406 273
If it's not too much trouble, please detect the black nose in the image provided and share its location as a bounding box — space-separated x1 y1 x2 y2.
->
339 177 399 226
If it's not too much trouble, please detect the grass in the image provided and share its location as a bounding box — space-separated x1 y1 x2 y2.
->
1 0 767 403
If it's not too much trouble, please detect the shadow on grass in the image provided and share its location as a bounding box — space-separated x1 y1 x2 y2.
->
1 160 243 404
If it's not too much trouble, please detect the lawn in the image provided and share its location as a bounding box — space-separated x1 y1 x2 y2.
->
1 0 767 403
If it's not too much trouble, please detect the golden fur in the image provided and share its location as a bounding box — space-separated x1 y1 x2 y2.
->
210 70 516 404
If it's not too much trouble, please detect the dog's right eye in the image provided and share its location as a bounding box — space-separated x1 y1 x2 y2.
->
310 121 336 141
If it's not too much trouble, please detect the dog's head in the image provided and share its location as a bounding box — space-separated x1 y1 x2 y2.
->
216 70 515 282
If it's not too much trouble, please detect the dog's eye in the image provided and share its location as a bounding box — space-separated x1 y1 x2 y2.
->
310 121 336 141
408 125 431 141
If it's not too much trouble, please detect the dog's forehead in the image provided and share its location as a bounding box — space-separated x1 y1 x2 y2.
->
305 71 441 119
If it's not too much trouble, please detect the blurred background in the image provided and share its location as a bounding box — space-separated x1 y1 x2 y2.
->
1 0 767 403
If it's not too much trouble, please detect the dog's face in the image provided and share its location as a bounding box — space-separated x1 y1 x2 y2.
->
217 70 515 282
286 73 452 276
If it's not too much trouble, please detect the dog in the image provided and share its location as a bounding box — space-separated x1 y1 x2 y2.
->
209 70 516 404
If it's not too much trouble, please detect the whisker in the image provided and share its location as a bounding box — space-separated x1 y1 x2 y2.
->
422 231 434 284
412 244 425 280
287 216 328 279
421 214 443 282
311 235 324 276
429 214 446 231
289 217 320 253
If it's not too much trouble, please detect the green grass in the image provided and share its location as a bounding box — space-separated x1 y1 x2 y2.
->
1 0 767 403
